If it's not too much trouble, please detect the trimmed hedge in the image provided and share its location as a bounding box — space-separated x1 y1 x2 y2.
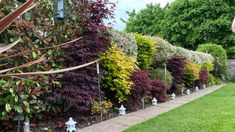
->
108 30 138 59
133 33 156 69
197 43 229 80
152 37 214 66
101 44 137 103
202 60 214 72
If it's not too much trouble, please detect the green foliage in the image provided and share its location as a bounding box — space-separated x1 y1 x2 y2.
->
0 0 80 122
125 4 165 36
202 60 214 72
184 61 201 88
151 37 214 66
163 0 235 49
149 68 173 86
133 34 156 69
208 74 216 86
108 30 138 59
0 79 54 121
0 0 115 123
101 44 137 103
91 100 113 115
177 83 186 95
43 128 52 132
197 43 229 80
125 0 235 55
163 0 235 50
226 46 235 58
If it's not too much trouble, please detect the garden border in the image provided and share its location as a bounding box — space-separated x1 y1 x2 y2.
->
79 84 226 132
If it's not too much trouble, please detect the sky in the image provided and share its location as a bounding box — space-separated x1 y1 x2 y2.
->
110 0 175 31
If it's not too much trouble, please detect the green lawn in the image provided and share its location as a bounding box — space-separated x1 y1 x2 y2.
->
125 84 235 132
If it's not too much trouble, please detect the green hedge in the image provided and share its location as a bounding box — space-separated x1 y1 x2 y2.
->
133 33 156 69
149 68 173 86
197 43 229 80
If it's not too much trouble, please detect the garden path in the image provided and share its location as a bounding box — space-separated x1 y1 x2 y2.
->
78 84 226 132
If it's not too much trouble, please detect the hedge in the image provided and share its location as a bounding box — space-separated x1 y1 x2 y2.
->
152 37 214 66
133 33 156 69
100 44 137 103
184 61 200 88
108 30 138 59
197 43 229 80
149 68 173 86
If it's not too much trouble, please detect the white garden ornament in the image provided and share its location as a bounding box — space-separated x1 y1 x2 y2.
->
118 105 126 116
152 97 158 106
195 86 199 92
171 93 176 100
65 117 77 132
186 89 191 95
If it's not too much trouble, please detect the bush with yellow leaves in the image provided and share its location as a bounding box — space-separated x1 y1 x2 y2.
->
91 100 113 115
184 61 200 88
101 44 138 103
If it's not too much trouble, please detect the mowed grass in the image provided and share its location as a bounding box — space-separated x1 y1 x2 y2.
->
125 84 235 132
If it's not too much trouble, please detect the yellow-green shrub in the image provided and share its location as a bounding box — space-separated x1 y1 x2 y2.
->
184 61 200 87
101 44 137 103
202 60 214 72
132 33 156 69
91 100 113 115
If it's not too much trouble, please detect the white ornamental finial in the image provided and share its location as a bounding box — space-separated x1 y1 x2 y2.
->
152 97 158 106
186 89 190 95
195 86 199 92
118 105 126 116
65 117 77 132
171 93 176 100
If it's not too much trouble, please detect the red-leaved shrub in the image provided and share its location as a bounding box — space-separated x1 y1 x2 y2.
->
48 33 110 112
167 56 185 93
150 80 170 102
47 0 115 112
125 70 170 111
198 69 209 84
125 70 152 111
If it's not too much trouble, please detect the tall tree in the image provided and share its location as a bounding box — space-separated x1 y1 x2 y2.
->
162 0 235 50
125 0 235 55
124 4 165 36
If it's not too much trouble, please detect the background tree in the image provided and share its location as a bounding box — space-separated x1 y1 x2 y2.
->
124 4 165 36
162 0 235 50
125 0 235 57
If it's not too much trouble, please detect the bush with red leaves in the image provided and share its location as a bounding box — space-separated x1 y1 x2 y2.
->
150 80 170 102
76 0 116 32
125 70 170 111
167 56 185 93
47 33 109 112
46 0 115 113
198 69 209 84
125 70 152 111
